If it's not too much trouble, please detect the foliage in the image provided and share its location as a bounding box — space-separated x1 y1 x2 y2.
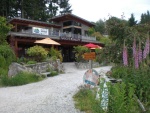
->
73 88 100 113
17 57 28 64
26 60 37 64
0 44 16 67
91 32 103 41
74 84 140 113
59 0 72 15
103 16 150 64
1 72 43 86
73 46 89 62
95 43 115 64
111 65 150 106
0 0 72 21
128 13 137 26
0 68 8 78
0 16 13 44
140 10 150 24
88 27 95 36
0 55 6 68
27 45 48 62
47 71 58 77
94 19 105 34
95 48 102 63
99 37 111 46
107 82 140 113
48 47 63 62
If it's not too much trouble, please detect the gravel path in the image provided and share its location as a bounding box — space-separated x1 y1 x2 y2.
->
0 63 111 113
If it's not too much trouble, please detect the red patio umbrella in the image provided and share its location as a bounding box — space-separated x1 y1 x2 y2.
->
91 45 102 49
84 43 99 49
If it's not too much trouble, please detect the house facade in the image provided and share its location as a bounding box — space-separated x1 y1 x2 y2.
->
8 13 104 62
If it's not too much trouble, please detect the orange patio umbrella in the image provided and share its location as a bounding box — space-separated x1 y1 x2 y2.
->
34 38 60 45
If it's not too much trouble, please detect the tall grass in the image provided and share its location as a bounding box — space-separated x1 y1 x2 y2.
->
74 82 141 113
73 88 101 113
1 72 44 86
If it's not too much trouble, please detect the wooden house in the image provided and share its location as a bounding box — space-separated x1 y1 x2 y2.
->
8 13 104 62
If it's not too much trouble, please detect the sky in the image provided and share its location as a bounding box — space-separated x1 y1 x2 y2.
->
69 0 150 23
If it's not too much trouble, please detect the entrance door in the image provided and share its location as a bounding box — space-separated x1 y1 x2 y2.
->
62 47 69 62
61 46 75 62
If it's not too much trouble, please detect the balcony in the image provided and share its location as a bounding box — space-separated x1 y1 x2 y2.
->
8 30 97 43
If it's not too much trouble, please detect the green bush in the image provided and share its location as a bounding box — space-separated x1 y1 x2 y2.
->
74 83 141 113
1 72 43 86
106 82 140 113
27 45 48 62
0 68 8 78
73 46 89 62
49 47 63 62
0 55 6 68
0 44 16 67
0 17 13 44
73 88 100 113
17 57 28 64
26 60 37 64
111 66 150 106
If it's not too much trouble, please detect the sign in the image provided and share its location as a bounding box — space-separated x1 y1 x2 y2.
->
83 69 99 86
32 27 49 35
83 52 96 60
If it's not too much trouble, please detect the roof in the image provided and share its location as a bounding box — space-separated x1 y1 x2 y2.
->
50 13 95 27
8 18 61 28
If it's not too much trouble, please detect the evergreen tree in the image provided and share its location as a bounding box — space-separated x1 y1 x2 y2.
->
59 0 72 15
140 10 150 24
128 13 137 26
47 0 59 18
0 0 16 19
0 0 72 21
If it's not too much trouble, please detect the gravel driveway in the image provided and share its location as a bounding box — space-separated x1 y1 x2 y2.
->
0 63 111 113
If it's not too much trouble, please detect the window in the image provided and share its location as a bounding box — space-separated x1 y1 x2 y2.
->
63 21 72 27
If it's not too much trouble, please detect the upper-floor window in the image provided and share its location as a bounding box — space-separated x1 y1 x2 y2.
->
63 21 81 27
73 21 81 26
63 21 72 27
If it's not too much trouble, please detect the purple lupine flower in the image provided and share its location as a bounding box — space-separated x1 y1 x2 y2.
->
143 37 150 59
132 37 136 58
138 43 142 63
146 37 150 55
135 50 139 69
123 44 128 66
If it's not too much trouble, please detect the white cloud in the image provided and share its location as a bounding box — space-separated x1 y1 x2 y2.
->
69 0 150 22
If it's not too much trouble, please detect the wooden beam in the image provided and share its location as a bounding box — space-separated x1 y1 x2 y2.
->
15 39 18 57
15 24 17 32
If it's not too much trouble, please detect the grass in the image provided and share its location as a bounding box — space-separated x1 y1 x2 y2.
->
73 86 147 113
0 72 45 86
47 71 58 77
73 88 101 113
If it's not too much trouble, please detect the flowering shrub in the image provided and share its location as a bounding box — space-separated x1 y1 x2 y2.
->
27 45 48 62
112 34 150 109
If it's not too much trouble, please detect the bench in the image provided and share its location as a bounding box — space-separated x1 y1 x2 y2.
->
40 72 51 77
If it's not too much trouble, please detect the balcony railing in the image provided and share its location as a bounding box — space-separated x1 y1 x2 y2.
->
9 30 96 42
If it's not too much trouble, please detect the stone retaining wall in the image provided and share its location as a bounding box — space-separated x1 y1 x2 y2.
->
8 59 64 77
75 62 100 69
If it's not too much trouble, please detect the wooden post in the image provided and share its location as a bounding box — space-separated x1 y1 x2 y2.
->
15 24 17 32
89 60 93 69
15 39 18 57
